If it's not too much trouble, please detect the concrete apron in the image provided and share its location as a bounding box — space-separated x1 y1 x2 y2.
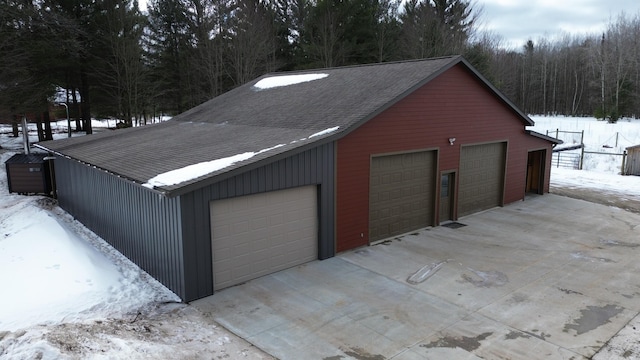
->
192 194 640 360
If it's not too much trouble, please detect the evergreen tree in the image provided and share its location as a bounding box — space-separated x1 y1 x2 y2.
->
0 0 83 138
91 0 147 125
146 0 192 113
399 0 478 59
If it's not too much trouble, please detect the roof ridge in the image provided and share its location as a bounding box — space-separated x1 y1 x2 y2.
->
259 55 463 77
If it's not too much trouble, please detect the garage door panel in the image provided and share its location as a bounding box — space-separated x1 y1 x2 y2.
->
459 143 506 217
211 186 318 291
369 151 435 243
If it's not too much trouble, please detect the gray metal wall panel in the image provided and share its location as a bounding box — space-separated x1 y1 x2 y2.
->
180 143 336 301
54 157 186 299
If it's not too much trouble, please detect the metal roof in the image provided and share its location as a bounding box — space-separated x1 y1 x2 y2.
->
37 56 539 196
525 130 564 145
4 153 48 164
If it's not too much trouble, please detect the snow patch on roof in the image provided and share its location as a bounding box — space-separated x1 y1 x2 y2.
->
254 73 329 90
309 126 339 138
143 125 340 189
143 144 285 189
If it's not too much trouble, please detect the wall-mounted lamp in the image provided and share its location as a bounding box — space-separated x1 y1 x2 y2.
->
448 137 456 146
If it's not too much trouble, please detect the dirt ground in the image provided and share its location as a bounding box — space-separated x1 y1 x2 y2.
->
0 302 275 359
550 186 640 215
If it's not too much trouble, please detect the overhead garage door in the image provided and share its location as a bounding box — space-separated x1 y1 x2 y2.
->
369 151 436 242
459 142 506 217
210 186 318 290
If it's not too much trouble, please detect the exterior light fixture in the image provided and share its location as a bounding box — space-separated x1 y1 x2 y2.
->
448 137 456 145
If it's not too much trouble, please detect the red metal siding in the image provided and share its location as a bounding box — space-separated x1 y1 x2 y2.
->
336 64 553 252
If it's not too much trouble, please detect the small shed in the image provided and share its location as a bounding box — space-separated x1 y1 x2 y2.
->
5 153 55 195
626 145 640 176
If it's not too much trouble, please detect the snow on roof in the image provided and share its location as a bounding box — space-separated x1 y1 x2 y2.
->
253 73 329 90
309 126 339 138
143 125 340 189
143 144 285 188
143 152 256 189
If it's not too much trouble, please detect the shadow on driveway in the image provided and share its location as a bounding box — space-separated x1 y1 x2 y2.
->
193 194 640 360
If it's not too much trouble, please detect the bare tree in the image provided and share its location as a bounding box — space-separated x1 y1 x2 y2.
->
224 0 280 84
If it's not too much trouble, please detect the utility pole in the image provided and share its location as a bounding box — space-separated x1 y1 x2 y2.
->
58 102 71 138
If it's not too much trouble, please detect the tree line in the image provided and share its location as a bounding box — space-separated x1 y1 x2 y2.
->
488 13 640 122
1 0 638 141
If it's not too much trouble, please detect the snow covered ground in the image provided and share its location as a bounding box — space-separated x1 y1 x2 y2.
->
527 115 640 210
0 115 638 359
529 115 639 174
0 124 273 359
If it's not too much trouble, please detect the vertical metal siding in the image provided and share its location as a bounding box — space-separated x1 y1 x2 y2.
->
180 143 335 301
54 157 186 299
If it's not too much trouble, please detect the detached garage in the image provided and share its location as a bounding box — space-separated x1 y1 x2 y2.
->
37 55 560 301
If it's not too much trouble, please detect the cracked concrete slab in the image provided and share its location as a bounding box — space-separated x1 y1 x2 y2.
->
193 194 640 359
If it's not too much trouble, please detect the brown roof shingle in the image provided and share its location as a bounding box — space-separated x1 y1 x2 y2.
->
37 56 534 194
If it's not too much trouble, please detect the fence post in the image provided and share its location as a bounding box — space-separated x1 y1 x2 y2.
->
621 150 627 175
577 130 584 170
616 132 619 148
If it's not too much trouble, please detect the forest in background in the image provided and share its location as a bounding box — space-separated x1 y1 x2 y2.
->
1 0 639 139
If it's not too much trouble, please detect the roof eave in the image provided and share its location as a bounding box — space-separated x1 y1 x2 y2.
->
525 130 564 144
154 136 337 197
34 143 170 197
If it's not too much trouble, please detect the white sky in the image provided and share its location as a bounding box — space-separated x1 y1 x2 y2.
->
478 0 640 49
138 0 640 51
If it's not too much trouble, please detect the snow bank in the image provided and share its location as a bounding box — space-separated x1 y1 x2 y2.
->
0 206 122 330
0 151 178 332
254 73 328 90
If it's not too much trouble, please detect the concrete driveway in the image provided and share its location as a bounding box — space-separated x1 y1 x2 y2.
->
193 194 640 359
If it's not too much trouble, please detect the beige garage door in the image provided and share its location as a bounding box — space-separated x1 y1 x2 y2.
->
369 151 436 242
459 142 506 217
210 186 318 290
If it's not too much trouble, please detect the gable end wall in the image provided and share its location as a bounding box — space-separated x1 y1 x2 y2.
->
336 64 553 252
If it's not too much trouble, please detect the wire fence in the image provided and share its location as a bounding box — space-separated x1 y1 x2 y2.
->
546 128 629 174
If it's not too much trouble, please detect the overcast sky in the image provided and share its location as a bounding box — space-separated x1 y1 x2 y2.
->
477 0 640 49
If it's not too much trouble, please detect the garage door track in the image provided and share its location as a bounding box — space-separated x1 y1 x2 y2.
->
193 194 640 359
